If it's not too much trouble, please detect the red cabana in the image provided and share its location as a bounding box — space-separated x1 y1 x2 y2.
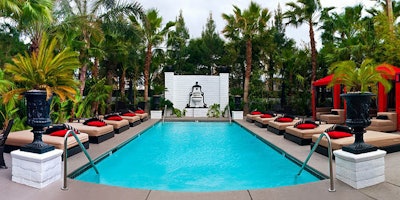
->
376 64 400 131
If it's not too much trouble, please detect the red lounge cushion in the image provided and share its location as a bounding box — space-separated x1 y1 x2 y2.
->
251 111 262 115
260 114 273 118
122 112 136 117
87 121 107 127
135 110 145 114
106 116 123 121
49 129 78 137
277 117 293 122
296 123 317 129
327 131 352 139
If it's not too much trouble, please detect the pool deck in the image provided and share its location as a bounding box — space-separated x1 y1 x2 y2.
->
1 118 400 200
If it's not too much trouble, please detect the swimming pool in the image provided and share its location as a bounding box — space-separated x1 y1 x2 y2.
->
72 122 323 192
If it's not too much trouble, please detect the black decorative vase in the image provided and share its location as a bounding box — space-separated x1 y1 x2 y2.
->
234 95 242 111
20 90 55 154
152 95 161 110
341 92 377 154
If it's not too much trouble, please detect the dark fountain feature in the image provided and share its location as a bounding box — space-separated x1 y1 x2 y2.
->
20 90 55 154
186 82 207 108
341 92 378 154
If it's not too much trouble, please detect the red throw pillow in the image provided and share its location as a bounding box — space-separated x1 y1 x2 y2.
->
135 110 145 114
122 112 136 117
260 114 273 118
296 123 317 129
107 116 123 121
277 117 293 122
327 131 352 139
87 121 107 127
49 129 73 137
251 111 261 115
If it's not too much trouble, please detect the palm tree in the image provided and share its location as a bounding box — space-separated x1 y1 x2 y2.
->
53 0 144 96
17 0 54 53
284 0 321 88
2 33 80 103
320 5 367 63
100 17 134 112
222 2 271 114
133 9 174 112
0 0 21 17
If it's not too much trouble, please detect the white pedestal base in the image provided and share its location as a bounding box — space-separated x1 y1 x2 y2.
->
185 108 208 117
11 149 63 189
151 110 162 119
232 111 243 120
333 149 386 189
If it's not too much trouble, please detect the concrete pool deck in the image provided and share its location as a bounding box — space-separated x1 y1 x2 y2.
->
1 119 400 200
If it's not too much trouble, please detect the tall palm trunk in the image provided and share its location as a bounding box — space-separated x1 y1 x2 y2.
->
309 18 317 91
92 57 99 78
79 31 91 96
144 43 152 112
386 0 394 33
243 39 252 114
79 55 88 96
106 70 114 113
29 33 41 54
90 58 99 115
120 68 126 99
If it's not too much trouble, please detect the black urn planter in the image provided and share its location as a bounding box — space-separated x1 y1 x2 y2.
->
152 95 161 110
21 90 55 154
341 92 377 154
234 95 242 111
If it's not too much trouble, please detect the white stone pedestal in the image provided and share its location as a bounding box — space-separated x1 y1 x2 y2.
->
232 111 243 120
185 108 208 117
11 149 63 189
151 110 162 119
333 149 386 189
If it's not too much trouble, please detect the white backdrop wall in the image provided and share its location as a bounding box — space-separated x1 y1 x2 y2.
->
165 72 229 112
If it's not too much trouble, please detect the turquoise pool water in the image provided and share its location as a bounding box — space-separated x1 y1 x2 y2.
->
74 122 322 192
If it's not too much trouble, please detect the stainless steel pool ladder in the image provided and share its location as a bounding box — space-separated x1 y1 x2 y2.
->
227 104 232 123
62 130 99 190
298 132 335 192
163 105 167 123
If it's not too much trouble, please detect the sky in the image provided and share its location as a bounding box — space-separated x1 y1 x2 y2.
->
137 0 377 48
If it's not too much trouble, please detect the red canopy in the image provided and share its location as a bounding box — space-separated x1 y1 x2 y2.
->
312 75 333 86
376 64 400 80
313 65 400 86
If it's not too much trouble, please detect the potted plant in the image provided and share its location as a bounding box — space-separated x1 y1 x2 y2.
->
328 58 393 154
230 87 243 111
2 33 80 154
151 83 166 110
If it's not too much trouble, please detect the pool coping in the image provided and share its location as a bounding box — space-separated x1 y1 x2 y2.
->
69 120 327 186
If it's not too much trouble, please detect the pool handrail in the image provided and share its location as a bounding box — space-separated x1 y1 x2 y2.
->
62 129 99 191
298 132 335 192
227 104 232 123
163 105 167 123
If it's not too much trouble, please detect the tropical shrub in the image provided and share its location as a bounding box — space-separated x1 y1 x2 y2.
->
207 103 221 118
